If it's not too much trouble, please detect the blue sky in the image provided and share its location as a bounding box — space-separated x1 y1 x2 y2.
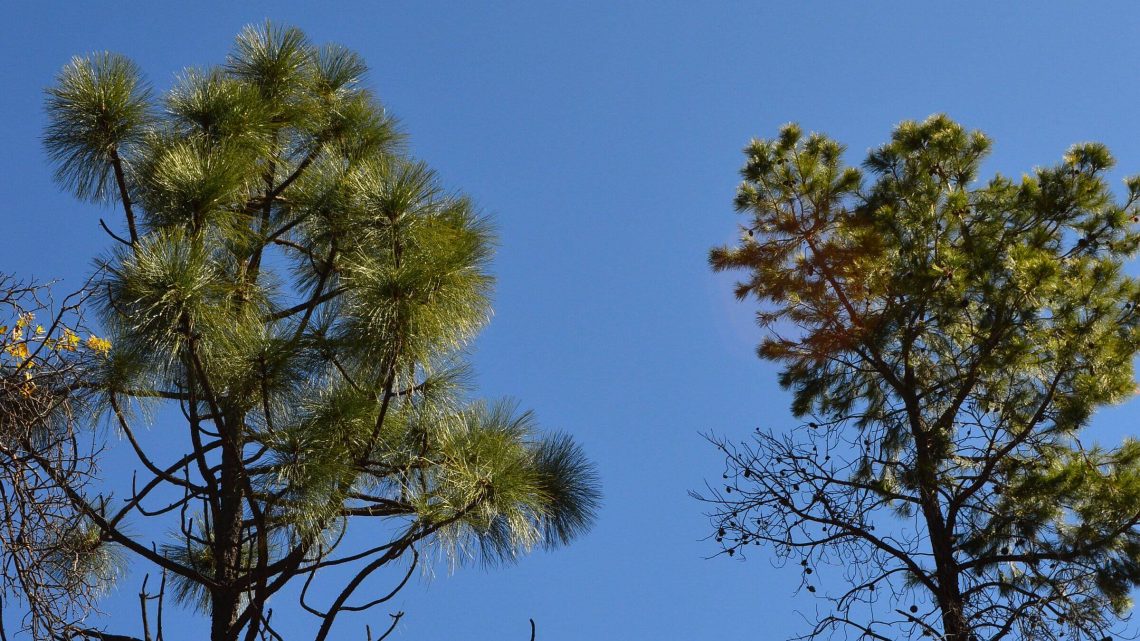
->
3 2 1140 640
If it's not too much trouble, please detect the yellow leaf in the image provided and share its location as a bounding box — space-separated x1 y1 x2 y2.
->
6 343 29 360
86 335 112 355
61 329 80 351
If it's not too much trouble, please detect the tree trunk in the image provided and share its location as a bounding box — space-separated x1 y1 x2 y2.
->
917 456 969 641
211 409 245 641
930 527 969 641
911 403 968 640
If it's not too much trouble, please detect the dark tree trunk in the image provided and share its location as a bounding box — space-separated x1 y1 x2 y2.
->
911 399 969 641
928 520 968 641
211 409 245 641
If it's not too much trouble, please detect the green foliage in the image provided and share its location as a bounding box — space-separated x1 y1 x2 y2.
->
44 53 151 202
428 401 600 566
708 115 1140 641
42 519 125 598
40 23 598 641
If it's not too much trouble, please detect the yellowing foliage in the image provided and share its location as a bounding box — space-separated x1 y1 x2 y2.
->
85 335 111 355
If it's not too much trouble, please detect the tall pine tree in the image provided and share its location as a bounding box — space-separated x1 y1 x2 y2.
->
20 22 600 641
702 115 1140 641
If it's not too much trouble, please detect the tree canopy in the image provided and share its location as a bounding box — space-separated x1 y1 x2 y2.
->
702 114 1140 641
0 22 600 641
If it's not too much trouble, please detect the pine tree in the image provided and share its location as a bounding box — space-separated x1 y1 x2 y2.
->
26 22 599 641
702 115 1140 641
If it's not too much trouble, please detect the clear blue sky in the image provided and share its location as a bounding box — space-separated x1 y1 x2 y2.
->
3 2 1140 640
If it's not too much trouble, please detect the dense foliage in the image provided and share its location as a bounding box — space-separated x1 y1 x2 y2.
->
703 115 1140 641
19 22 600 641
